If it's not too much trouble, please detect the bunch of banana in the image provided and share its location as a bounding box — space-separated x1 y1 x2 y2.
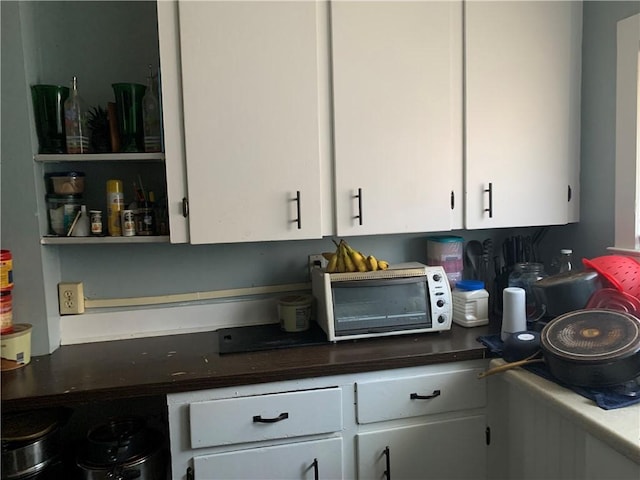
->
323 240 390 273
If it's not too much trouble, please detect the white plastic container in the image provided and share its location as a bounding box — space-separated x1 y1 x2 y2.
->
278 294 313 332
452 280 489 327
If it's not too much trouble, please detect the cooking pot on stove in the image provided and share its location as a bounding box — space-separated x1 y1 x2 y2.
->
77 416 166 480
481 309 640 388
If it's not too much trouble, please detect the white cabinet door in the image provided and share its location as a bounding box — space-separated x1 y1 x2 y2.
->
178 1 323 243
356 415 487 480
193 437 343 480
465 1 582 229
331 1 463 236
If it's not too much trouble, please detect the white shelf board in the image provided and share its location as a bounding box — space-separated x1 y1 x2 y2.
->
34 153 165 162
41 235 171 245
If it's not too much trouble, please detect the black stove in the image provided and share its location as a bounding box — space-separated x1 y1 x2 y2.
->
217 322 329 354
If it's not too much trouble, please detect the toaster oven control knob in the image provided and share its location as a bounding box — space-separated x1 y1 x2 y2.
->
436 299 445 308
433 273 442 282
437 315 446 324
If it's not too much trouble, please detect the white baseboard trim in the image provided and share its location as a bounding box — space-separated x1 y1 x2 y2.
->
60 297 279 345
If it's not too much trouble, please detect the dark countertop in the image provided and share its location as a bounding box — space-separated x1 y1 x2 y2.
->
1 324 491 413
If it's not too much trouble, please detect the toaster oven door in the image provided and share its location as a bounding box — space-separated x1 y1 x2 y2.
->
331 277 431 336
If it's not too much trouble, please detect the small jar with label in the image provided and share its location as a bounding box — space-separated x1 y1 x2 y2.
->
278 294 314 332
452 280 489 327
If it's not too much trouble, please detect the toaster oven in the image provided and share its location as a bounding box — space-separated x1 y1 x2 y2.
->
311 262 452 341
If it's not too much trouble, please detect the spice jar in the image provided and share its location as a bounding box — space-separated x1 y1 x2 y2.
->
508 262 547 321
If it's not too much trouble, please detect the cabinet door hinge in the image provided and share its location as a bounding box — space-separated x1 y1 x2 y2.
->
486 426 491 445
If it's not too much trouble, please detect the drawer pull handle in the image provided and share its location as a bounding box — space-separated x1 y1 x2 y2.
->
410 389 441 400
293 190 302 229
252 412 289 423
312 458 319 480
484 182 493 218
355 188 363 225
383 446 391 480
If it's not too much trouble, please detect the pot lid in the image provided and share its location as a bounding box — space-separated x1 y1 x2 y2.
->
1 408 64 442
541 309 640 362
87 416 145 446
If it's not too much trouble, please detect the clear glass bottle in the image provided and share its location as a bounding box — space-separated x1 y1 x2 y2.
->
508 262 547 321
64 76 90 154
142 65 162 153
554 248 574 274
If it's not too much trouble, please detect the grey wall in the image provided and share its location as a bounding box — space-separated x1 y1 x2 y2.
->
2 1 639 355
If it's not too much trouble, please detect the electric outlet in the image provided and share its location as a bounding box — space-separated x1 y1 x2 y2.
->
308 254 326 279
58 282 85 315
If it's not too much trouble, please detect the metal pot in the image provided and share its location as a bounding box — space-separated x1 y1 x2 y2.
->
77 445 166 480
532 270 602 318
1 409 66 480
540 309 640 387
77 416 166 480
84 416 149 465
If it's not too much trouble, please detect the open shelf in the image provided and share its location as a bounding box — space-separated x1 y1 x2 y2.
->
41 235 171 245
34 153 165 163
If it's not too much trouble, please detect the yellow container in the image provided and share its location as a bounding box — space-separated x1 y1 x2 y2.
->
1 323 32 371
106 179 124 236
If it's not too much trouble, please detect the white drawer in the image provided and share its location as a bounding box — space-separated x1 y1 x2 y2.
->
190 387 343 448
356 367 486 424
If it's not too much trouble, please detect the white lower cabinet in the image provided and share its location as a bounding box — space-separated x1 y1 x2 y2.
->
356 415 487 480
166 360 489 480
193 437 343 480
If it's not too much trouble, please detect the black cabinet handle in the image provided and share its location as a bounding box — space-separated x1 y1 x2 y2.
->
484 183 493 218
182 197 189 218
252 412 289 423
383 446 391 480
355 188 363 225
293 191 302 229
312 458 319 480
567 185 572 202
410 389 441 400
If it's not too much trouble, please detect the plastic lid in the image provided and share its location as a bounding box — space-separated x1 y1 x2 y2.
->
427 235 464 243
455 280 485 291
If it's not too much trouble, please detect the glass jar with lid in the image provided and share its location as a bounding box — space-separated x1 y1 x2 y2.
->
508 262 547 321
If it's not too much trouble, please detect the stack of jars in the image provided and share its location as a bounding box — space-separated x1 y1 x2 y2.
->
0 250 33 370
1 250 13 334
45 171 87 236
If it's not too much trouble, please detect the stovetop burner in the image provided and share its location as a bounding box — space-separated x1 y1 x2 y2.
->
217 322 329 354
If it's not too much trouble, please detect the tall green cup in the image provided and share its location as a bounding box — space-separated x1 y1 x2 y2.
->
112 83 146 153
31 85 70 154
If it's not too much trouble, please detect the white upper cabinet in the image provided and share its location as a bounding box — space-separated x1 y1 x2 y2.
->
177 1 324 243
331 1 463 236
464 1 582 229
